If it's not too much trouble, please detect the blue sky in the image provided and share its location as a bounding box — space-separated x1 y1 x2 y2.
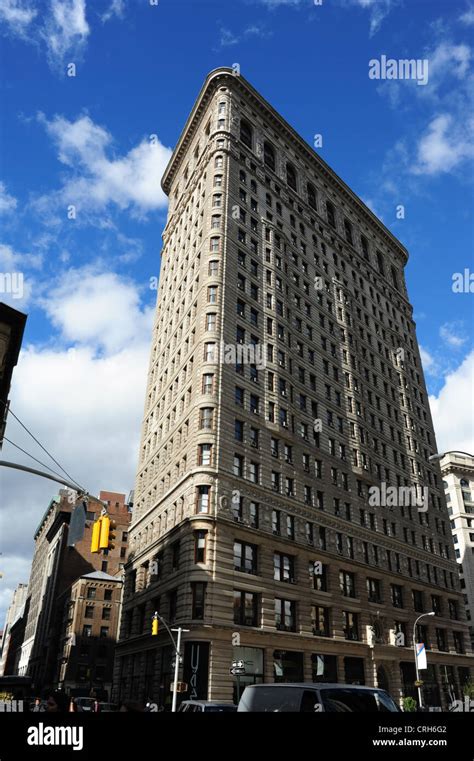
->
0 0 473 622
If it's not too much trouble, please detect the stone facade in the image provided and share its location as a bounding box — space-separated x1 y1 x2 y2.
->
114 68 473 709
441 452 474 648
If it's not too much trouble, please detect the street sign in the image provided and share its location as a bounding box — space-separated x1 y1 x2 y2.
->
416 642 427 670
170 682 188 693
230 667 246 676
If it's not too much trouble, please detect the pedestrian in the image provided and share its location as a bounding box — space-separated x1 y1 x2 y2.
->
46 691 69 712
119 700 144 712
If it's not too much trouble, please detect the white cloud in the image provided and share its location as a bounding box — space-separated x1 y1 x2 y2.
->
439 321 468 349
0 267 153 624
37 113 171 217
420 345 436 374
345 0 397 36
218 26 238 47
429 350 474 455
459 4 474 26
259 0 305 7
0 182 17 214
101 0 125 22
427 41 471 88
0 0 36 36
41 266 154 354
0 0 37 38
412 113 474 175
217 22 272 48
0 0 128 72
41 0 89 70
0 242 42 270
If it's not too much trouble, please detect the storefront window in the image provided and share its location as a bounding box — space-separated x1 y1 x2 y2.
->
273 650 304 683
232 646 264 704
311 653 337 683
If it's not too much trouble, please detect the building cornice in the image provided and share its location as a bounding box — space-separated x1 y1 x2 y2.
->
161 67 409 265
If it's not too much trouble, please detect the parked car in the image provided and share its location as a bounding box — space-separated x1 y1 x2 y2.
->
178 700 237 713
98 702 119 712
74 697 96 712
238 683 401 712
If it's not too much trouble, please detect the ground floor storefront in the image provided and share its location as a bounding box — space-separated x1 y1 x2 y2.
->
113 628 474 710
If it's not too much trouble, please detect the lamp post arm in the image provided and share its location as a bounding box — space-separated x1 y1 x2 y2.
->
154 612 179 655
0 460 105 506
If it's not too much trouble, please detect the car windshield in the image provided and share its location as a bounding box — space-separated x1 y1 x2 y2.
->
321 689 378 712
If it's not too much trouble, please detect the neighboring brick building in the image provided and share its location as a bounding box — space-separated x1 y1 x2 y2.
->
17 489 130 693
55 571 123 699
0 302 26 448
114 68 473 709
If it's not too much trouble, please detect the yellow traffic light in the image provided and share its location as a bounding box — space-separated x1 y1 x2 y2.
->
152 614 159 636
108 520 116 550
99 515 110 549
91 519 101 553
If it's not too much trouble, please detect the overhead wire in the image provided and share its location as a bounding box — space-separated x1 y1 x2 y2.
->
0 399 83 490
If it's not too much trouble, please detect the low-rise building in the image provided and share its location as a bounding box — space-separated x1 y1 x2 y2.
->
441 452 474 648
55 571 123 700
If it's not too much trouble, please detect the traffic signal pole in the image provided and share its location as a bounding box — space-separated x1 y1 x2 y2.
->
0 459 87 494
171 627 184 714
152 612 189 712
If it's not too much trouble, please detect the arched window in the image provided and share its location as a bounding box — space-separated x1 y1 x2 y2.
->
460 478 469 487
264 141 276 171
240 119 253 149
307 183 317 210
286 163 297 191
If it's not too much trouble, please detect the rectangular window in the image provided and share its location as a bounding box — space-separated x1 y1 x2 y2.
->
343 611 359 641
192 583 206 620
249 501 259 528
340 570 356 598
275 598 296 632
199 407 213 429
233 590 259 627
367 578 381 603
234 541 258 574
196 485 210 513
194 530 207 563
274 552 295 583
311 605 329 637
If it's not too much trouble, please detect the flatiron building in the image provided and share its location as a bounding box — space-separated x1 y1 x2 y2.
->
114 68 473 709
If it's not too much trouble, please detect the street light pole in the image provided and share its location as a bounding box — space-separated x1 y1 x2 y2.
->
171 627 189 713
0 460 106 508
413 612 435 709
153 612 189 712
0 459 86 494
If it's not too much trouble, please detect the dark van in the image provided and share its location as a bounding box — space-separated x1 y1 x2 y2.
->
237 683 400 712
